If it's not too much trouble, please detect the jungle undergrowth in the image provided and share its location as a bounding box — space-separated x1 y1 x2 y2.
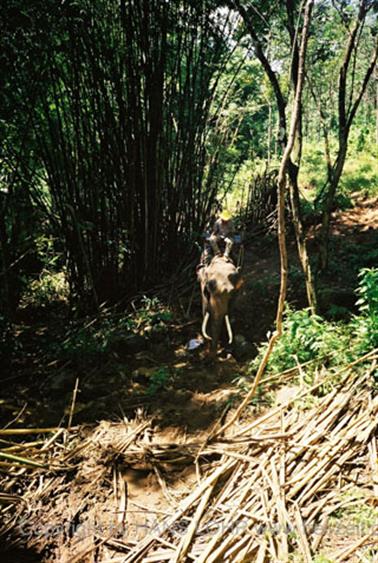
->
245 267 378 393
48 296 173 367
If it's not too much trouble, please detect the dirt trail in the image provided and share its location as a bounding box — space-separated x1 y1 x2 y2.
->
2 195 377 435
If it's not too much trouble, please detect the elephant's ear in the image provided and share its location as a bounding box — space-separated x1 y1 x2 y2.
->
229 271 243 289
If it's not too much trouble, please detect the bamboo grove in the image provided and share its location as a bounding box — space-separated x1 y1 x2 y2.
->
1 0 240 309
1 0 377 316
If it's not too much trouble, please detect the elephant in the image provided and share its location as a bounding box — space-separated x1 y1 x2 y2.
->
197 255 243 357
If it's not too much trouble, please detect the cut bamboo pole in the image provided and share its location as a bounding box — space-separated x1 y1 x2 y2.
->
172 480 216 563
0 451 48 469
332 532 375 562
368 436 378 500
293 503 312 563
0 427 64 435
255 538 267 563
196 473 257 563
311 514 329 552
123 458 236 563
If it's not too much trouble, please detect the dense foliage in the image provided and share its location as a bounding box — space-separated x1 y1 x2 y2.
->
250 268 378 384
0 0 377 322
1 0 242 309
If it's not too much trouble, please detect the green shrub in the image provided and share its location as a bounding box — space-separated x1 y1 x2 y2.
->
146 367 171 395
299 142 328 193
333 191 353 210
52 296 172 364
136 296 173 326
340 152 378 197
21 269 69 308
352 268 378 354
18 234 68 308
251 307 350 377
299 141 378 200
249 269 378 390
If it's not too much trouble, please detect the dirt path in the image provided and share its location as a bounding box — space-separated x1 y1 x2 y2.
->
1 195 377 434
1 198 378 433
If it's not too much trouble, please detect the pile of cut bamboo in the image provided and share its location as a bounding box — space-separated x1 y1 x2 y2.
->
0 354 377 562
119 359 378 562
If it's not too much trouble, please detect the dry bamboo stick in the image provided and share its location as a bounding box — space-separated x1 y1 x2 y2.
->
141 549 175 562
298 389 341 435
155 537 181 551
293 503 312 563
41 427 65 451
355 549 372 563
67 377 80 431
287 438 349 496
213 480 253 517
230 349 378 442
311 514 329 552
223 531 254 561
199 509 254 561
98 558 127 563
0 427 65 435
172 480 216 563
260 360 315 384
0 441 45 452
224 494 266 534
286 395 354 475
255 538 267 563
208 449 258 464
332 532 375 562
116 470 127 527
214 447 275 511
0 451 48 469
153 466 175 505
260 488 278 561
368 436 378 500
196 473 258 563
297 445 360 505
304 489 340 523
70 533 113 563
233 535 260 563
271 459 289 560
236 506 265 524
210 462 247 509
222 432 293 442
123 458 236 563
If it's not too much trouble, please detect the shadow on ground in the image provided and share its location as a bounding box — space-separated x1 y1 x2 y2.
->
1 195 377 434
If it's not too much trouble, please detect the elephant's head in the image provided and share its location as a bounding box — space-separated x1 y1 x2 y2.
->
198 256 243 357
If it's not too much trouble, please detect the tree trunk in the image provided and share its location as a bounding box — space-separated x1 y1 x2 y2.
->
316 3 377 271
285 0 318 312
318 140 348 270
216 0 314 436
235 0 317 312
288 162 318 312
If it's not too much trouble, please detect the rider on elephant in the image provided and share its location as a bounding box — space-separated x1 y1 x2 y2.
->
201 209 235 267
